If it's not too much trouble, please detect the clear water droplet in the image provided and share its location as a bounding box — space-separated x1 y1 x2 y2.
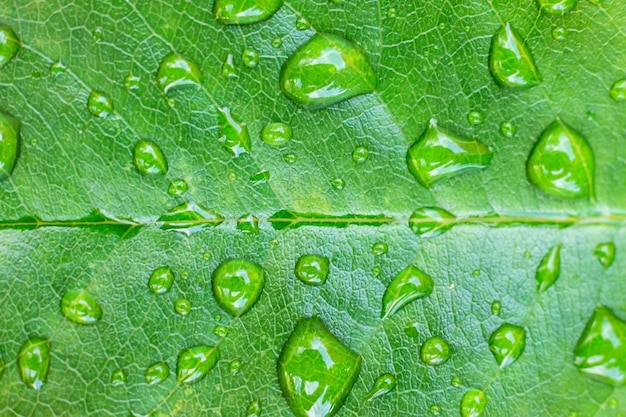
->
203 252 212 260
365 373 397 401
237 214 260 234
148 266 174 294
610 79 626 102
18 337 50 390
61 290 102 324
421 336 451 366
92 27 104 42
212 258 264 316
295 16 310 30
594 242 615 268
145 362 169 385
271 37 283 48
175 298 191 316
50 61 67 77
87 90 113 118
133 139 168 176
180 269 190 280
489 23 541 88
491 300 502 316
123 74 141 91
352 146 369 163
0 26 20 68
331 178 345 190
111 368 127 385
382 265 434 318
536 244 561 292
246 399 262 417
262 122 292 146
213 0 283 24
451 376 462 387
372 242 388 256
537 0 579 15
372 266 381 276
213 325 228 337
489 323 526 368
429 404 442 415
551 27 567 41
177 345 219 384
250 170 270 186
242 49 260 68
221 53 238 78
295 254 329 286
408 207 455 238
500 121 516 138
0 111 21 181
156 53 201 94
461 389 487 417
168 179 188 197
158 201 225 234
386 7 397 18
468 111 484 125
229 359 241 376
218 107 251 156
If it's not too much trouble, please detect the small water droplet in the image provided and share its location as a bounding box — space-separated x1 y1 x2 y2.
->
537 0 579 15
180 269 190 280
295 16 310 30
237 214 260 234
408 207 455 238
250 170 270 186
407 120 492 187
158 201 225 234
212 258 264 316
372 242 388 256
202 252 212 260
213 0 283 24
61 290 102 325
174 298 191 316
295 254 329 286
242 49 260 68
0 26 20 68
429 404 442 415
331 178 345 190
220 53 238 79
536 245 561 292
386 7 397 17
352 146 369 163
382 265 434 318
421 336 451 366
87 90 113 118
156 53 201 94
404 322 419 338
168 179 188 197
229 359 241 376
111 368 127 386
489 323 526 368
610 79 626 102
177 345 219 384
213 325 228 337
594 242 615 268
278 317 361 417
50 61 67 77
472 269 481 277
365 373 397 401
551 27 567 41
133 139 168 175
246 399 262 417
271 37 283 48
461 389 487 417
262 122 292 146
491 300 502 316
218 107 251 156
524 250 532 259
489 23 541 88
145 362 169 385
500 121 516 138
468 111 484 125
18 337 50 390
0 111 21 181
92 27 104 42
148 266 174 294
451 376 462 387
372 266 381 276
283 153 298 164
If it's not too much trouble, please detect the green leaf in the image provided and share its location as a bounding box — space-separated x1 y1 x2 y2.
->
0 0 625 416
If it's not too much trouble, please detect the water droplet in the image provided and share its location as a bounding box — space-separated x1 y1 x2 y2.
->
331 178 345 190
535 245 561 292
352 146 369 163
271 37 283 48
278 317 361 417
87 90 113 118
229 359 241 376
386 7 397 18
50 61 67 77
382 265 434 318
168 179 188 197
421 336 451 366
537 0 579 15
491 300 502 316
461 389 487 417
148 266 174 294
61 290 102 325
0 26 20 69
407 120 493 188
574 305 626 386
246 399 262 417
111 368 127 385
158 201 225 234
237 214 260 234
295 254 329 286
18 337 50 390
295 16 310 30
610 79 626 102
500 121 516 138
372 242 388 256
468 111 484 125
219 53 238 79
133 139 168 176
551 27 567 41
594 242 615 268
429 404 442 415
365 373 397 401
202 252 212 260
489 23 541 88
145 362 169 385
213 0 283 24
156 53 201 94
489 323 526 368
218 107 251 156
404 322 419 338
180 269 190 280
250 170 270 186
177 345 219 384
284 153 298 164
372 266 381 276
123 74 141 91
213 325 228 337
527 120 594 200
92 27 103 41
212 258 264 316
0 111 21 181
524 250 532 259
408 207 455 238
451 376 462 387
242 49 260 68
280 33 377 109
262 122 292 146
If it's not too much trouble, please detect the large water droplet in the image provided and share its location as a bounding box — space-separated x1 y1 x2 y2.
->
148 266 174 294
489 23 541 88
421 336 451 366
536 0 578 15
237 214 260 234
262 122 292 146
18 337 50 390
156 53 201 94
574 305 626 386
461 389 487 417
246 399 262 417
61 290 103 325
0 26 20 68
527 120 594 199
213 325 228 337
87 90 113 118
280 33 377 109
365 373 397 401
133 139 168 175
408 207 455 238
145 362 169 385
213 0 283 24
489 323 526 368
406 120 492 188
0 111 21 181
278 317 361 417
536 244 561 293
594 242 615 268
218 107 251 156
295 254 329 286
610 79 626 102
158 202 225 234
212 258 264 316
382 265 434 318
177 345 219 384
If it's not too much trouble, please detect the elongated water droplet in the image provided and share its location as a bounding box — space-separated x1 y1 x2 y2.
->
168 179 188 197
574 305 626 386
123 74 141 91
145 362 169 385
382 265 434 318
218 107 251 156
461 389 487 417
261 122 292 146
61 290 102 324
0 111 21 181
111 368 127 385
148 266 174 294
50 61 67 77
527 120 594 199
156 53 201 94
242 49 260 68
372 242 388 256
409 207 455 238
213 0 283 24
489 323 526 368
212 258 264 316
18 337 50 390
366 373 397 401
133 139 168 175
237 214 260 234
158 201 225 234
221 53 238 78
491 300 502 316
177 345 219 384
352 146 369 163
250 170 270 186
295 16 310 30
489 23 541 88
536 0 578 15
407 120 492 187
278 317 361 417
594 242 615 268
295 254 329 286
229 359 241 376
246 399 262 417
280 33 377 109
0 27 20 68
88 90 113 118
284 153 298 164
610 79 626 102
421 336 451 366
500 121 516 138
536 244 561 293
174 298 191 316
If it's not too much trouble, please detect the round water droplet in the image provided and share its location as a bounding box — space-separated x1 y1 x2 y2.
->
551 27 567 41
18 337 50 390
429 404 442 415
175 298 191 316
489 23 541 88
295 16 310 30
87 90 113 118
382 265 434 318
372 266 381 276
221 53 238 79
92 27 103 41
212 258 264 316
594 242 615 268
237 214 260 234
262 122 292 146
500 121 516 138
366 373 397 401
156 53 201 94
50 61 67 77
246 399 262 417
491 300 502 316
148 266 174 294
123 74 141 91
229 359 241 376
471 269 480 277
202 252 212 260
536 245 561 293
61 290 103 325
352 146 369 163
177 345 219 384
111 368 127 385
271 37 283 48
331 178 346 190
610 79 626 102
451 376 462 387
242 49 260 68
489 323 526 368
0 111 21 181
168 179 188 197
468 111 484 125
372 242 388 256
145 362 169 385
133 139 168 176
537 0 579 15
421 336 451 366
213 0 283 24
213 325 228 337
284 153 298 164
0 26 20 69
218 107 251 157
295 254 329 286
461 389 487 417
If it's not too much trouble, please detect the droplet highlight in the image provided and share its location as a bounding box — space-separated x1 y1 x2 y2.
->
87 90 113 118
242 49 260 68
610 79 626 102
158 201 225 234
0 26 20 68
594 242 615 268
148 266 175 294
237 214 260 234
536 0 579 15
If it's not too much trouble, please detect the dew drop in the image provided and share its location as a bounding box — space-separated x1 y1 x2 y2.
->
158 201 225 234
500 121 516 138
372 242 388 256
175 298 191 316
461 389 487 417
537 0 579 15
213 0 283 24
535 244 561 292
212 258 264 316
145 362 169 385
111 368 127 385
92 27 103 41
594 242 615 268
489 323 526 368
218 107 251 156
352 146 369 163
237 214 260 234
242 49 260 68
156 53 201 94
610 79 626 102
220 53 238 79
133 139 168 176
408 207 455 238
429 404 442 415
382 265 434 318
331 178 346 190
87 90 113 118
284 153 298 164
229 359 241 376
278 317 361 417
551 27 567 41
467 111 484 125
0 111 21 181
50 61 67 77
0 26 20 68
365 373 397 401
177 345 219 384
386 7 397 18
213 325 228 337
295 16 310 30
148 266 174 294
203 252 212 260
271 37 283 48
451 376 462 387
489 23 541 88
250 170 270 186
421 336 451 366
246 399 262 417
61 290 102 325
491 300 502 316
295 254 329 286
372 266 381 276
18 337 50 390
168 179 188 197
261 122 292 146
